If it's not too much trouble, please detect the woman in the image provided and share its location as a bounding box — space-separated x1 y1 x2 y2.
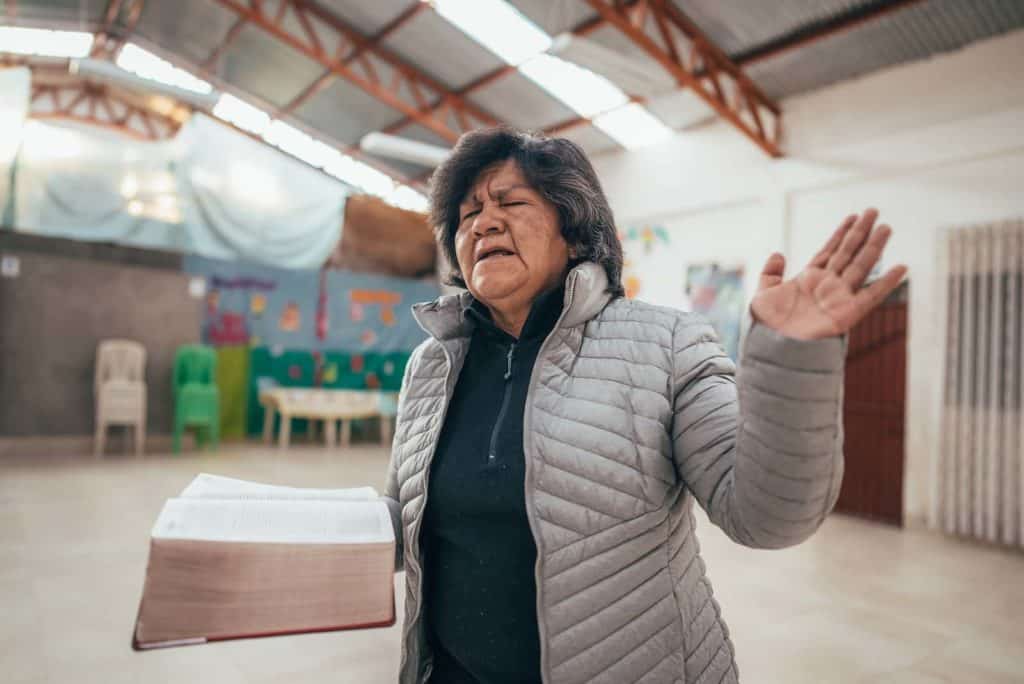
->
382 127 905 684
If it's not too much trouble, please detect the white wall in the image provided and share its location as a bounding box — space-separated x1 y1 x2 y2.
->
594 28 1024 526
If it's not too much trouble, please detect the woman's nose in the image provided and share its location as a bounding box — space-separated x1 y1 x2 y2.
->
472 208 505 236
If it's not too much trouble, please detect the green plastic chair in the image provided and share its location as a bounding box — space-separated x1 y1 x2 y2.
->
172 345 219 452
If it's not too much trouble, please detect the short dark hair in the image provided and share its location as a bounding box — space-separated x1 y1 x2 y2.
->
428 127 624 297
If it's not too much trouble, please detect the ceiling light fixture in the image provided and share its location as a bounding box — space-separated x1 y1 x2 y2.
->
0 27 94 58
547 33 676 99
359 132 450 168
115 43 213 95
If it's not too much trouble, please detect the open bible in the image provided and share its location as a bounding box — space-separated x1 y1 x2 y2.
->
132 474 395 650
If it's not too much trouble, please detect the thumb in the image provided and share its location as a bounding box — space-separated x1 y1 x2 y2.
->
757 252 786 292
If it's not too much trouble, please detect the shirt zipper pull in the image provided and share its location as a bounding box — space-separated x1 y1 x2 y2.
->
504 343 515 380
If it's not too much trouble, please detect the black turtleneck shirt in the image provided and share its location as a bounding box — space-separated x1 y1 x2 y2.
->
422 285 565 684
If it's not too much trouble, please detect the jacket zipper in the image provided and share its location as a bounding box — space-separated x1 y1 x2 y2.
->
523 272 579 684
487 342 516 464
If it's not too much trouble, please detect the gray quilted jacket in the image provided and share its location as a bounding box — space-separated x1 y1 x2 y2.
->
383 262 846 684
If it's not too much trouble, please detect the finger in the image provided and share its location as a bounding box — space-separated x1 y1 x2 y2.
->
810 214 857 267
852 264 908 318
826 208 878 274
757 252 786 292
841 223 892 289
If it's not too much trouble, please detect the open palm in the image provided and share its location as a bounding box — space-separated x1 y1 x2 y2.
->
751 209 907 340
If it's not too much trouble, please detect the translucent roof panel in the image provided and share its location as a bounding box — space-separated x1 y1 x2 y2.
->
470 69 578 131
381 9 507 90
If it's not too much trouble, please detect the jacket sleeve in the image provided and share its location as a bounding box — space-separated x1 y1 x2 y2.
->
382 349 419 571
670 314 847 549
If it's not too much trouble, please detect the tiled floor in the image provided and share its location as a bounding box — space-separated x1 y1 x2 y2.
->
1 443 1021 683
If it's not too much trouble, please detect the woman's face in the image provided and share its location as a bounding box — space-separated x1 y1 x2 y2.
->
455 160 571 312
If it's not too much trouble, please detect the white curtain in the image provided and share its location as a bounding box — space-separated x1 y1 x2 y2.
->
0 67 30 224
8 110 347 269
932 220 1024 547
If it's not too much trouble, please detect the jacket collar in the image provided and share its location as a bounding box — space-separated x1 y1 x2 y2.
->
466 282 565 342
412 261 613 342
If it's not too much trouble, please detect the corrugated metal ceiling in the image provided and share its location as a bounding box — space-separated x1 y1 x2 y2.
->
6 0 1024 177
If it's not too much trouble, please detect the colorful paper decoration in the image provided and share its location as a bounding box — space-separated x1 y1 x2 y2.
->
250 293 267 317
279 301 301 332
206 290 219 314
685 263 746 360
350 289 402 331
365 372 381 389
624 275 642 300
360 329 377 346
351 355 365 373
383 360 395 376
621 225 670 254
350 290 403 306
323 362 338 384
209 312 249 345
288 364 302 380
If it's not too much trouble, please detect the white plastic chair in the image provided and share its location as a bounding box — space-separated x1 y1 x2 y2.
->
94 339 147 457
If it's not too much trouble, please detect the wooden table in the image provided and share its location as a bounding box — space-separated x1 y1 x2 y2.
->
259 388 393 449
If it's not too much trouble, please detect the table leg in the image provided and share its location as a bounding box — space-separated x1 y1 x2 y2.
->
324 419 337 448
340 419 351 448
279 413 291 450
263 406 275 445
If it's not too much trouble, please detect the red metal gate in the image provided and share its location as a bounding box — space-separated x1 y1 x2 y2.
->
835 283 908 526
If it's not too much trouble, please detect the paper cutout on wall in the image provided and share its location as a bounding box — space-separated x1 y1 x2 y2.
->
187 254 436 353
323 362 338 384
684 263 746 360
382 360 395 376
209 312 248 345
350 289 402 331
279 301 301 332
250 293 266 317
288 364 302 380
365 372 381 390
351 355 365 373
620 225 670 254
621 257 642 299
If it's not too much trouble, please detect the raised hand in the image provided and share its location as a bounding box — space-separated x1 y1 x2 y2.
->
750 208 907 340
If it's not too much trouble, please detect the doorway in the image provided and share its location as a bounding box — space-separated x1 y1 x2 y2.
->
835 281 908 526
